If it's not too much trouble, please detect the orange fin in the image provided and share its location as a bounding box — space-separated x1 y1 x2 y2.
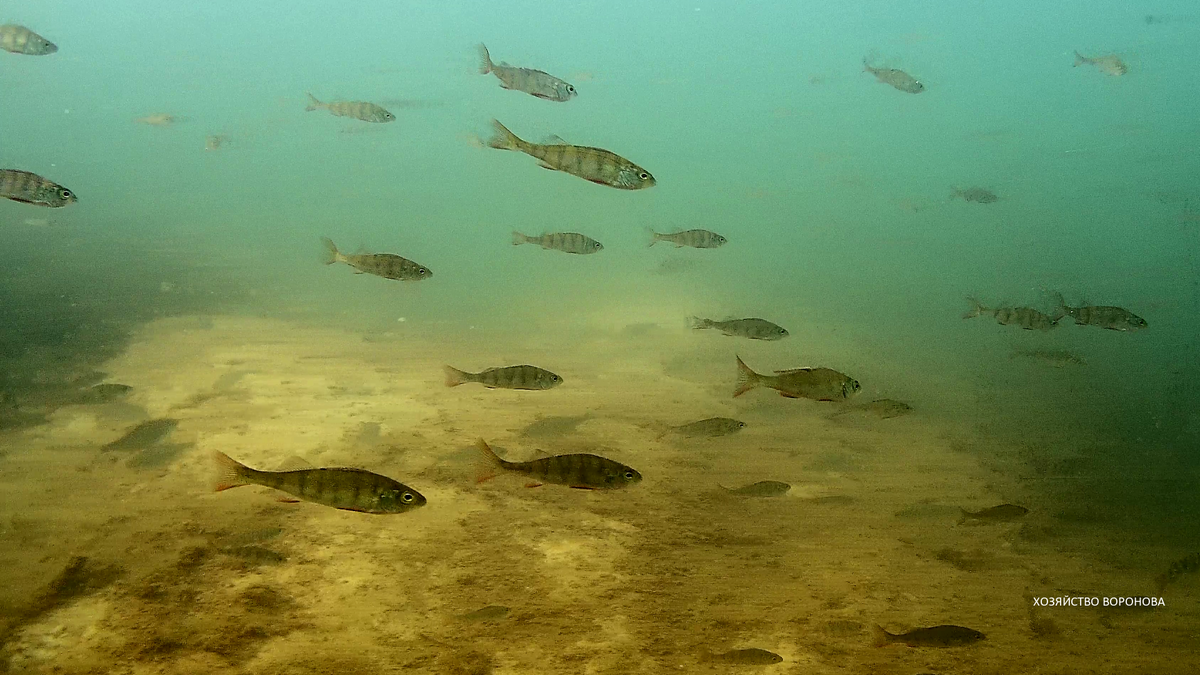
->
524 482 543 488
276 497 301 503
213 451 249 492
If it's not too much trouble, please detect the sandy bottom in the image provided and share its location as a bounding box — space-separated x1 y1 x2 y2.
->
0 315 1196 674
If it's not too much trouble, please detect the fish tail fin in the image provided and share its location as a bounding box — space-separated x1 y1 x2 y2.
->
512 230 529 246
1050 290 1070 320
213 451 250 492
444 365 472 387
305 92 323 112
1073 50 1086 67
687 316 711 330
963 296 985 319
956 508 970 525
477 43 493 74
475 438 506 483
320 237 340 265
871 625 894 647
645 226 661 247
733 355 760 398
487 119 524 152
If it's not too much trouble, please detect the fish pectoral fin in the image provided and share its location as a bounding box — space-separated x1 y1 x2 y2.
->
276 497 302 503
524 482 544 488
536 161 558 170
353 270 365 274
498 83 513 89
569 485 597 490
778 391 802 398
585 178 611 186
530 93 554 100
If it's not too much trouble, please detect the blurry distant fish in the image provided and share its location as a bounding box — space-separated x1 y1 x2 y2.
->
863 58 925 93
512 231 604 254
951 187 998 204
444 364 562 390
205 134 231 151
1054 294 1147 331
487 120 655 190
702 649 783 665
459 605 511 622
321 238 432 281
689 317 789 341
214 451 425 513
958 504 1028 524
872 624 985 647
963 298 1060 331
1073 51 1128 76
648 229 727 248
1155 553 1200 593
833 398 913 419
305 93 395 123
734 356 861 401
475 438 641 490
74 383 134 405
1010 348 1086 367
136 114 178 127
660 417 746 438
0 25 57 55
477 43 577 102
0 171 76 208
721 481 791 497
101 418 178 452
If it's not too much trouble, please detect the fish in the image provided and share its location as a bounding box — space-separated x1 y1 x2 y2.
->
648 229 727 248
476 439 641 490
1010 348 1086 367
721 481 791 497
872 624 986 647
305 93 395 123
459 605 511 622
0 25 56 55
101 418 179 452
213 451 425 513
1073 51 1128 76
952 187 998 204
734 356 861 401
444 365 562 390
703 648 783 665
864 59 925 93
1155 553 1200 593
1054 296 1147 331
958 504 1029 524
205 135 231 151
217 545 287 565
321 238 431 281
661 417 746 438
135 114 178 127
73 383 134 405
512 231 604 254
689 317 789 340
519 413 593 438
963 298 1060 331
487 120 655 190
0 170 77 208
835 398 913 419
478 44 577 102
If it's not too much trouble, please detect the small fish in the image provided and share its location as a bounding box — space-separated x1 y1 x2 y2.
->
1155 553 1200 593
218 545 287 565
689 317 788 341
703 648 783 665
305 93 395 123
0 170 77 208
205 135 231 151
476 439 641 490
648 229 727 248
873 624 985 647
459 605 511 622
444 365 562 390
952 187 998 204
734 356 861 401
1010 348 1086 367
321 238 431 281
1055 296 1147 331
519 413 593 438
835 398 913 419
73 383 133 405
958 504 1029 524
512 231 603 254
477 44 576 102
662 417 746 438
220 527 284 548
0 24 56 55
136 114 178 127
963 298 1060 331
864 58 925 93
101 418 179 452
1073 51 1128 76
214 451 425 514
487 120 655 190
721 481 791 497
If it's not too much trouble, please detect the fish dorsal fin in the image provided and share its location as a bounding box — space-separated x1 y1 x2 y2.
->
532 448 552 459
542 134 568 145
773 367 814 375
277 456 315 471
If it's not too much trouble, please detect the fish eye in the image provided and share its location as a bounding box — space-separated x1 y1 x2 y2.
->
624 471 635 479
60 189 72 198
638 172 650 180
419 268 429 275
567 85 576 93
401 492 414 503
594 242 602 248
